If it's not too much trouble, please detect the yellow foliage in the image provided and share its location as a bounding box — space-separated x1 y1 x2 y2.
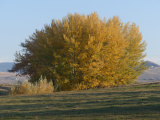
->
11 12 147 91
59 13 146 89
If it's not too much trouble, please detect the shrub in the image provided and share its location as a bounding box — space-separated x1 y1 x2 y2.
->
10 76 54 95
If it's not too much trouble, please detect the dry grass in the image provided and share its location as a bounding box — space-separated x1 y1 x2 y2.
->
10 76 54 95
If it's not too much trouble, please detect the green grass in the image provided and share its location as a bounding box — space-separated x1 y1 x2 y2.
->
0 82 160 120
0 84 10 96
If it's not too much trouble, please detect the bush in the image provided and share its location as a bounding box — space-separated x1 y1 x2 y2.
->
10 76 54 95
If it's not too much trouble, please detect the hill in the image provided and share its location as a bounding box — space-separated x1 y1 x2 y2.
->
138 67 160 82
0 62 26 84
145 61 160 67
0 72 26 84
137 61 160 82
0 62 14 72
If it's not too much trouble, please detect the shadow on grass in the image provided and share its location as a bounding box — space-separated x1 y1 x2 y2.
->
1 90 159 110
0 83 160 119
21 90 160 99
0 90 9 96
0 104 160 119
0 86 10 96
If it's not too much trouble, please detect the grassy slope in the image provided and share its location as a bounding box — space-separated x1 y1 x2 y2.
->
0 84 11 96
0 83 160 120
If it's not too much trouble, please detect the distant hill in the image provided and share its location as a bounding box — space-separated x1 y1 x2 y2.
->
0 62 14 72
138 67 160 82
0 62 26 84
145 61 160 67
138 61 160 82
0 72 26 84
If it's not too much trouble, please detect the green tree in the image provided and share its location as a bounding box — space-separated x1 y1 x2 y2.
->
10 12 147 90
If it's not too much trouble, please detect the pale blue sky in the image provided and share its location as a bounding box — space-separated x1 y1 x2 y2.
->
0 0 160 64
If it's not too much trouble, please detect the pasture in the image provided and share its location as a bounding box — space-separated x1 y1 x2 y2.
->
0 82 160 120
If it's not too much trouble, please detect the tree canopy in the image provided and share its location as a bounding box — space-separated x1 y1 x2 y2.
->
10 12 147 90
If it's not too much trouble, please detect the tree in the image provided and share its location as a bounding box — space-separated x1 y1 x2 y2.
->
9 12 147 90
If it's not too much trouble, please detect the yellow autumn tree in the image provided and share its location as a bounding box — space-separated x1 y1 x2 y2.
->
10 12 147 91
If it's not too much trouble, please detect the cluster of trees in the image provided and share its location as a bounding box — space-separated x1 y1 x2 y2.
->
10 12 147 90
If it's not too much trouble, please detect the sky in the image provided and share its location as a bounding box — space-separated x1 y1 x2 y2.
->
0 0 160 64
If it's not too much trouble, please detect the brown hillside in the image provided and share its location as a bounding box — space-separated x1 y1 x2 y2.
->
0 72 26 84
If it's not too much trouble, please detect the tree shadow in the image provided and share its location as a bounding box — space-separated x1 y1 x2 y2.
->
0 86 160 119
0 103 160 119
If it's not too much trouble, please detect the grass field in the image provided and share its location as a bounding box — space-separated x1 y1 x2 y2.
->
0 82 160 120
